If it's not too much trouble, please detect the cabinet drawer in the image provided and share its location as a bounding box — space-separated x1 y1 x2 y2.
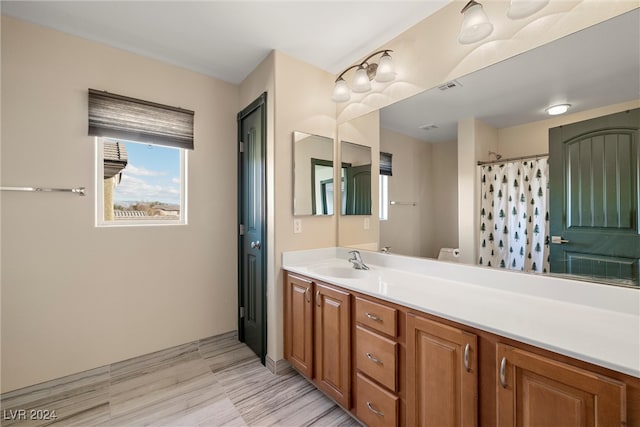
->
356 325 397 391
356 372 398 427
355 296 397 337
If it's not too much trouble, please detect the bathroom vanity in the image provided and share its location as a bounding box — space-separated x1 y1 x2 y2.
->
282 248 640 426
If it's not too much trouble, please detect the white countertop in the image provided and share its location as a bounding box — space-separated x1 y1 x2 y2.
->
282 247 640 378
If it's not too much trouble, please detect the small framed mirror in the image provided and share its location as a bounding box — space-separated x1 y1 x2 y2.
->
293 132 335 216
341 141 372 215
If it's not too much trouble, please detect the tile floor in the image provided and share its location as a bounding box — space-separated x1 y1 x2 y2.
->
1 332 360 426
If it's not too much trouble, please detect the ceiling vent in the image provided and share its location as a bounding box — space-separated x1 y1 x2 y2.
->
419 124 438 131
438 80 462 91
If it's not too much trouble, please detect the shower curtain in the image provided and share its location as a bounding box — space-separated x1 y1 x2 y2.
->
478 157 549 273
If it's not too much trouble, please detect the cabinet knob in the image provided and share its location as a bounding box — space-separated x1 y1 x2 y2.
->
464 343 471 372
500 357 507 388
366 401 384 417
315 290 321 307
305 287 310 303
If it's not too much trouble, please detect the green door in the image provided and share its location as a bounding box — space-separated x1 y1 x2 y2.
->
344 164 372 215
237 93 267 363
549 108 639 286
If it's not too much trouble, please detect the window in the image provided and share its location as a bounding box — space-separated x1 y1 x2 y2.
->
88 89 194 226
97 138 186 225
379 151 392 221
379 174 389 221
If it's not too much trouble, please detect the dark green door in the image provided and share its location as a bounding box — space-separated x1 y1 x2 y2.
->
238 93 267 363
549 108 639 286
344 164 372 215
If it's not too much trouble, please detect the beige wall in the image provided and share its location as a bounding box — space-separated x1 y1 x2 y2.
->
380 128 458 258
271 51 337 362
430 140 458 258
1 16 239 392
337 0 637 124
379 128 432 258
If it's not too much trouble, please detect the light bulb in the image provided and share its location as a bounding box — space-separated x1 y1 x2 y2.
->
375 52 396 83
458 1 494 44
545 104 571 115
351 66 372 93
331 78 351 103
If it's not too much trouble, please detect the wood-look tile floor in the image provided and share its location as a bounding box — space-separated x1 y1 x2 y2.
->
1 332 360 427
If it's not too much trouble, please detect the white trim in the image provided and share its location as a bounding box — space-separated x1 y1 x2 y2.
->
379 174 389 221
95 137 187 227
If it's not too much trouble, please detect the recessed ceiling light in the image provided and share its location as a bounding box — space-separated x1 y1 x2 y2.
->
545 104 571 115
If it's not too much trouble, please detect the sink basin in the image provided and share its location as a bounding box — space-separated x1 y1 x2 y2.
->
307 264 368 279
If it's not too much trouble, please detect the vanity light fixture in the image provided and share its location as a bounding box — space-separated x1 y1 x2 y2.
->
331 50 395 103
507 0 549 19
458 0 494 44
545 104 571 115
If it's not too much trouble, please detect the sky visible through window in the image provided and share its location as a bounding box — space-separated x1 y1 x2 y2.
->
114 141 180 206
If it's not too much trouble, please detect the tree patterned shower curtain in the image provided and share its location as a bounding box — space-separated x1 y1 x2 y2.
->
478 157 549 273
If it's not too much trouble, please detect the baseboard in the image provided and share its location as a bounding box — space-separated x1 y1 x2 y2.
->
265 355 292 375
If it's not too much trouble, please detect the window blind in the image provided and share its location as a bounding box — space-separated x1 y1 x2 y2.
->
380 151 393 176
88 89 194 150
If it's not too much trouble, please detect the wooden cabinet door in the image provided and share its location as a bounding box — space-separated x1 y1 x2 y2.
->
406 313 478 427
314 282 351 408
284 274 313 379
496 344 626 427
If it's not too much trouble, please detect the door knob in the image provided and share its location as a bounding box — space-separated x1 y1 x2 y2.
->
251 241 261 249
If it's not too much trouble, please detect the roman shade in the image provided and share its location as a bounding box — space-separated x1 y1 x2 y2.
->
380 151 393 176
88 89 194 150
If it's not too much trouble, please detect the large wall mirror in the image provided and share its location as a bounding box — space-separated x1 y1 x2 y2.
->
340 141 372 215
293 132 335 216
338 10 640 288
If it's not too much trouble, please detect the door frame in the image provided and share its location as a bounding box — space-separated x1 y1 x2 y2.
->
237 92 267 364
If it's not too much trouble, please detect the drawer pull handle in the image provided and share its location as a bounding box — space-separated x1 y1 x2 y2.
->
366 401 384 417
500 357 507 388
305 287 310 303
366 352 383 365
365 312 382 322
464 343 471 372
315 290 321 307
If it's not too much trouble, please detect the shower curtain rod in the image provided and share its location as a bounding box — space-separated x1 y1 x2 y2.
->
477 152 548 166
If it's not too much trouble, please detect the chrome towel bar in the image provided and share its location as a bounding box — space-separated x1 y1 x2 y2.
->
1 186 86 196
390 200 416 206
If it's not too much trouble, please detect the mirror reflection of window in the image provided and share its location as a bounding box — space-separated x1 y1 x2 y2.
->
379 175 389 221
379 151 392 221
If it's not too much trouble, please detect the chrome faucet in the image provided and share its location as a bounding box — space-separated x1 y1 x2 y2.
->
348 250 369 270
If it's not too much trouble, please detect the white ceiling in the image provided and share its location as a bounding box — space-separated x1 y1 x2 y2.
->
3 2 637 143
380 9 640 142
0 0 451 84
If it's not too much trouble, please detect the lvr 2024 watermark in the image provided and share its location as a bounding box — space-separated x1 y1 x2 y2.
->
3 409 58 421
